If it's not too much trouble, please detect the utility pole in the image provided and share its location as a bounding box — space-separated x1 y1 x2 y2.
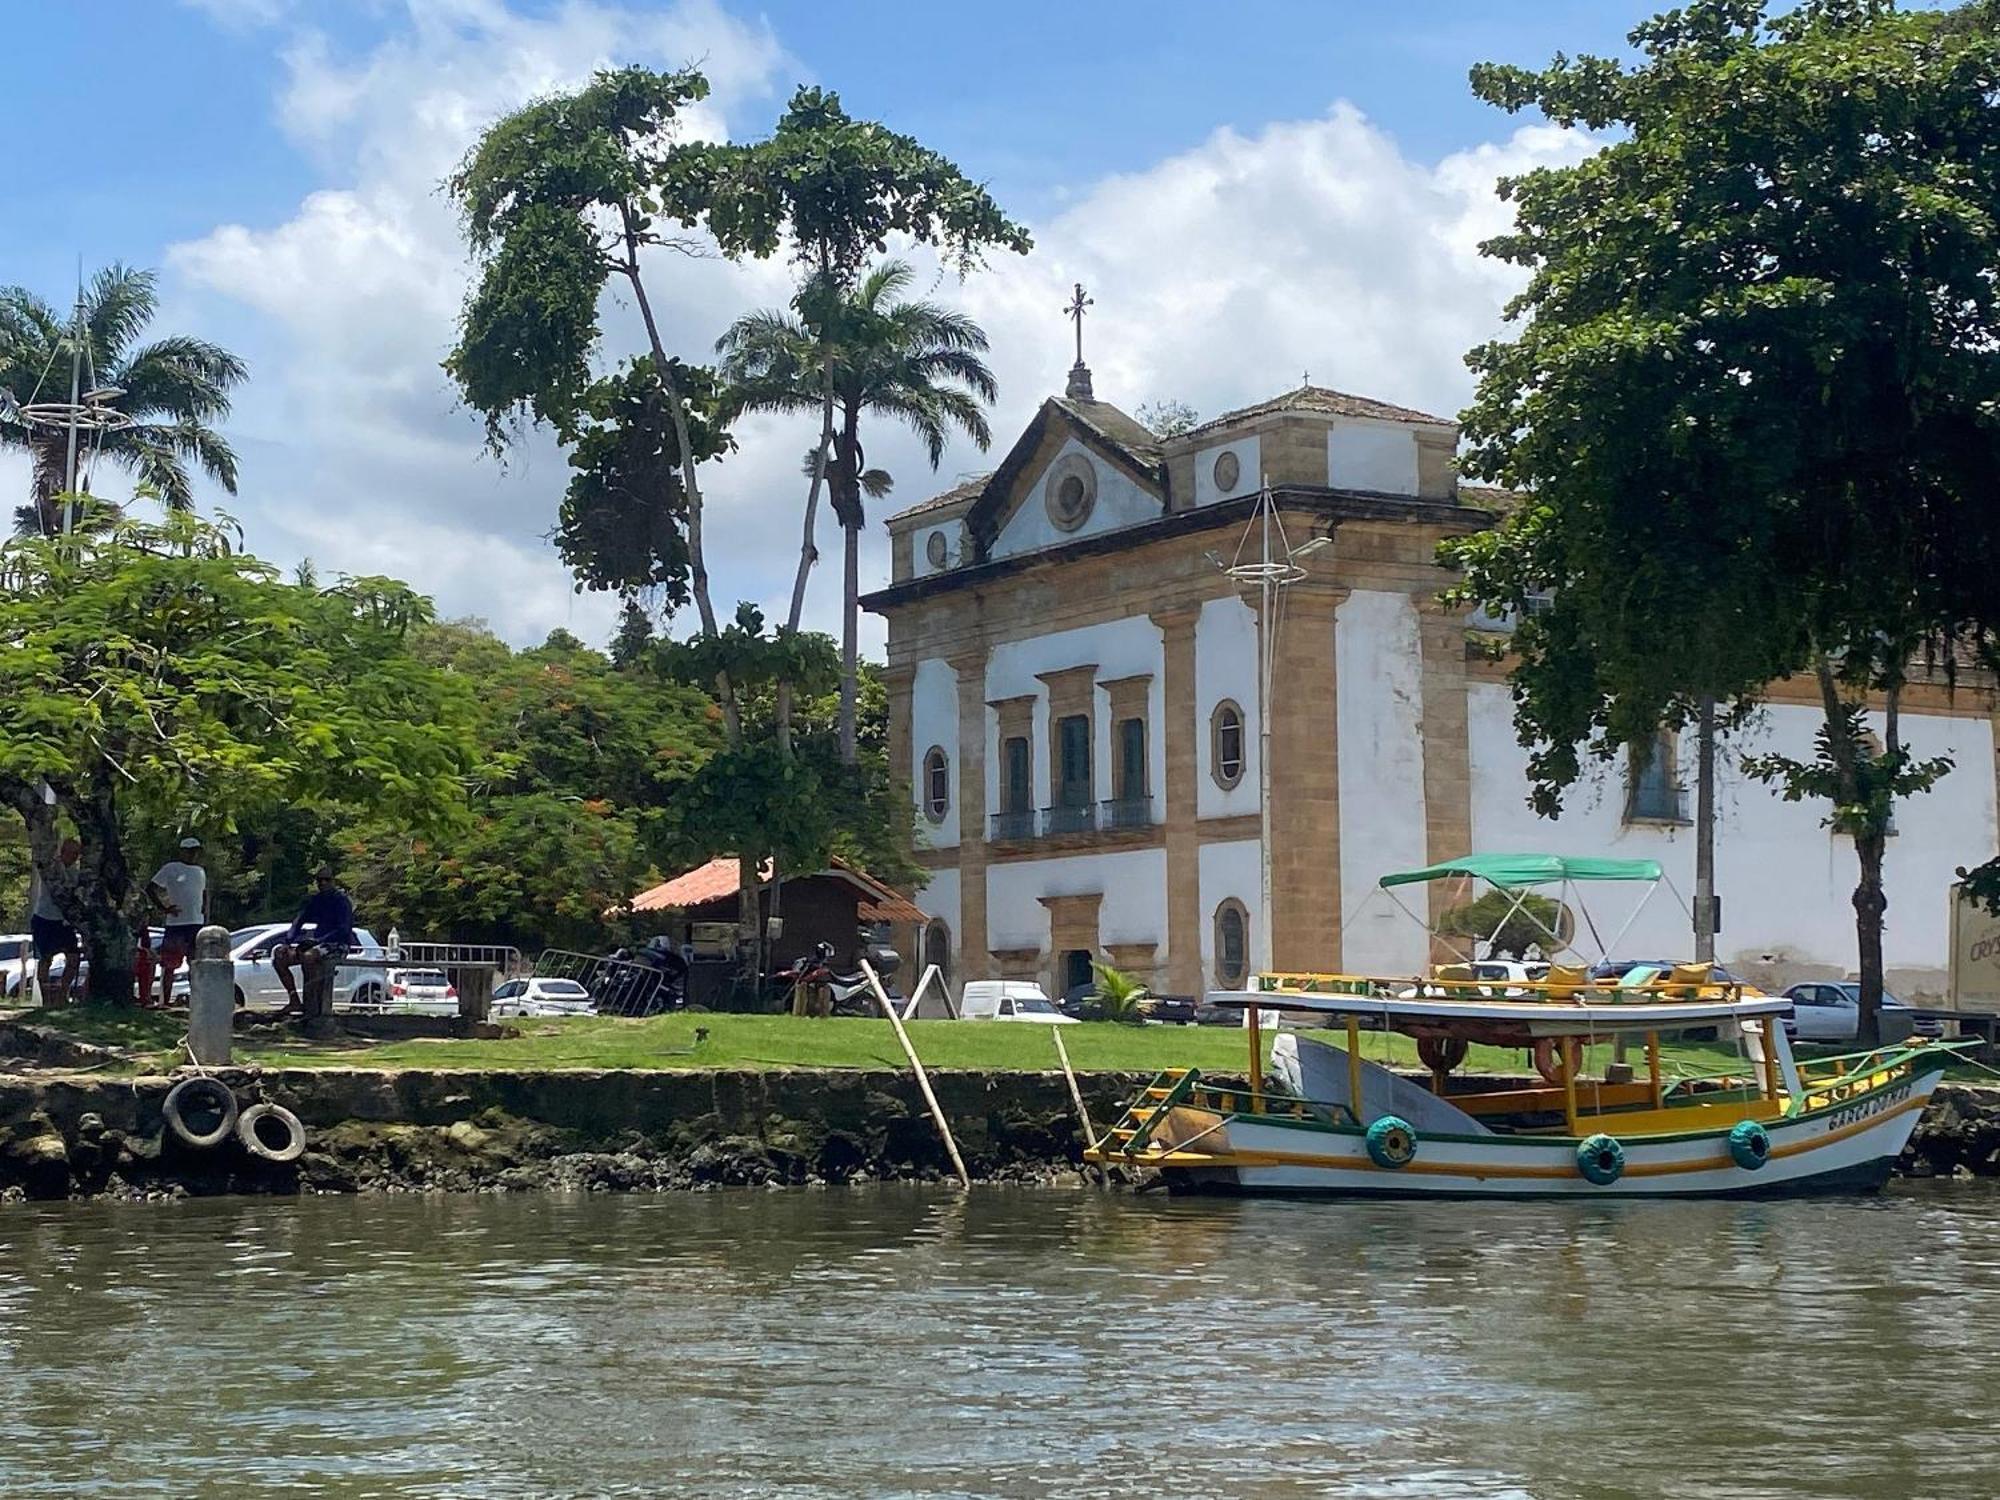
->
1694 695 1717 963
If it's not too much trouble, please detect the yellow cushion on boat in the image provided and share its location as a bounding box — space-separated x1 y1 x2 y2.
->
1434 964 1474 982
1545 964 1588 1001
1667 962 1712 997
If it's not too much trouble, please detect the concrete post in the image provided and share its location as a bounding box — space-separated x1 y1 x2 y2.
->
187 924 234 1065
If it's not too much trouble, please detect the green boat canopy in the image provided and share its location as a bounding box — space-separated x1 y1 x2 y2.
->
1378 854 1665 891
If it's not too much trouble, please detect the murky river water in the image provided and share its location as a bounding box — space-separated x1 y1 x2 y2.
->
2 1184 1998 1498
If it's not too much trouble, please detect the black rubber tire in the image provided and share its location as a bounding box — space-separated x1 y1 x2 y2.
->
236 1102 307 1165
163 1076 239 1150
233 986 247 1009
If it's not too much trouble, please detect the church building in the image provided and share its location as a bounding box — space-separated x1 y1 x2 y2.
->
862 343 2000 1003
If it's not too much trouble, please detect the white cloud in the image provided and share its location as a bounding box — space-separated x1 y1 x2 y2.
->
168 1 1593 653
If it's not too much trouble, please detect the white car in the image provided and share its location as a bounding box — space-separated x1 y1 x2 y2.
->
958 980 1078 1024
492 977 597 1017
170 922 388 1010
372 967 458 1015
1781 981 1938 1043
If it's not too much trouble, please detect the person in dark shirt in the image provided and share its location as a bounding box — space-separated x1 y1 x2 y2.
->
273 863 360 1016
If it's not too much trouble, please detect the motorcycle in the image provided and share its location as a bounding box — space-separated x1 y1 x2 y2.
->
773 942 901 1018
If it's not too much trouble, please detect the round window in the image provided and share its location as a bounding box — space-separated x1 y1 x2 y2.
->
925 530 949 569
1213 450 1241 492
1044 454 1097 531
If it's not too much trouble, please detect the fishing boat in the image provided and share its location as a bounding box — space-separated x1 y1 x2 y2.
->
1087 855 1967 1198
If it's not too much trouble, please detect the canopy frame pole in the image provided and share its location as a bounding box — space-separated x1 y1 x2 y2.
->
1383 886 1474 966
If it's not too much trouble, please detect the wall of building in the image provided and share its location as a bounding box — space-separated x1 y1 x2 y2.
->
1327 418 1419 494
989 438 1161 561
1466 684 1997 990
985 618 1165 813
911 656 961 848
1198 839 1262 984
1192 435 1261 507
910 520 964 579
1335 589 1433 973
986 849 1168 952
914 866 960 968
1194 596 1260 819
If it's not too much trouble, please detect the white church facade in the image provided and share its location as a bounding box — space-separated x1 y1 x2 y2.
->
863 360 2000 1003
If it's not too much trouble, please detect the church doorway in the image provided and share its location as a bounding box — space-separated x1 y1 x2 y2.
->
1060 948 1095 1001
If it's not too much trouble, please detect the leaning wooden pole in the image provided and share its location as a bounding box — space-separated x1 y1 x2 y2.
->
1051 1027 1099 1155
861 960 971 1190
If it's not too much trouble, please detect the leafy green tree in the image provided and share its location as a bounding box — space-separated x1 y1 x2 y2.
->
1135 399 1201 438
718 258 998 763
0 514 476 1001
1437 891 1574 961
1445 0 2000 1040
0 265 246 535
686 86 1030 751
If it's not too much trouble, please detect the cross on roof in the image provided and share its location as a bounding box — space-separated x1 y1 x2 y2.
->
1065 282 1093 367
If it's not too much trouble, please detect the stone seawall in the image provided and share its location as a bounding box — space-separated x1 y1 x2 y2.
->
2 1066 1997 1201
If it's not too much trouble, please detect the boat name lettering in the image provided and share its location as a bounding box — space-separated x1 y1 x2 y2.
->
1826 1082 1910 1132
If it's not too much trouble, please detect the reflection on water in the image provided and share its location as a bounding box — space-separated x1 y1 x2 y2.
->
2 1183 1998 1498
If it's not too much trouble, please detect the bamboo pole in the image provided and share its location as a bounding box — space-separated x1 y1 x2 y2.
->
861 960 970 1190
1051 1028 1100 1162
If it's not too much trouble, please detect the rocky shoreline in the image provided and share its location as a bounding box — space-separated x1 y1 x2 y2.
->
2 1056 1997 1202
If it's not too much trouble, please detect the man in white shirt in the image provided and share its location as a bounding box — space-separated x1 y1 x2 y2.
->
142 837 209 1008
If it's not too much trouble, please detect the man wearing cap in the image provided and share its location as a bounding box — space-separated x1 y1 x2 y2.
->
143 837 210 1007
272 864 359 1017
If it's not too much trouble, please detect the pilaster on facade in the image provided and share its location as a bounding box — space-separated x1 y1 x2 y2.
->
882 663 917 830
1267 583 1347 974
1416 597 1475 964
1150 604 1203 997
949 648 991 979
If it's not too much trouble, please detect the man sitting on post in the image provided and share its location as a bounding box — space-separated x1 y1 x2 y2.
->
273 864 358 1018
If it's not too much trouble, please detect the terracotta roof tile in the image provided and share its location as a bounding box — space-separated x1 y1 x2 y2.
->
1183 384 1455 439
886 474 989 524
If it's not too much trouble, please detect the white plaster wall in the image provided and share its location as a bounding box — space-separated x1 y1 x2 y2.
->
1466 684 1998 974
1194 435 1261 506
1195 595 1261 819
915 867 960 966
989 437 1161 560
910 656 960 848
1327 419 1419 495
1199 839 1263 988
1336 590 1432 973
985 849 1168 951
910 521 964 579
985 619 1165 813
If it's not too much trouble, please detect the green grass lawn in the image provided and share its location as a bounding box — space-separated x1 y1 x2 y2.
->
10 1004 1758 1082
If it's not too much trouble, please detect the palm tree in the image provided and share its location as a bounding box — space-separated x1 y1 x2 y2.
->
0 265 246 537
718 259 997 763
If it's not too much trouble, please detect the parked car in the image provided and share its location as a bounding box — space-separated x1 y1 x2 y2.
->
367 967 457 1015
169 922 388 1010
1587 958 1758 989
960 980 1077 1024
1781 981 1939 1043
492 977 597 1018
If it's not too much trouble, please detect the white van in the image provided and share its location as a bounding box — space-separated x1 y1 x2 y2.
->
958 980 1077 1024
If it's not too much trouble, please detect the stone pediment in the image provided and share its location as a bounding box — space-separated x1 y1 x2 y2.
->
963 396 1167 559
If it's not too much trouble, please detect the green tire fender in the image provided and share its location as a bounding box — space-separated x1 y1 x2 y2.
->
1365 1115 1418 1169
1576 1132 1625 1185
1728 1119 1772 1172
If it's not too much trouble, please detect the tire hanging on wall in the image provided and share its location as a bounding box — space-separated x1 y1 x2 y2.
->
1728 1119 1772 1172
162 1076 239 1150
1365 1115 1419 1169
1576 1132 1625 1186
236 1103 308 1165
1532 1039 1572 1086
1416 1037 1469 1075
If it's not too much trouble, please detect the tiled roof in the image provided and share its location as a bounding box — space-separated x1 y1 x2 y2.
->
886 474 988 524
1182 384 1455 439
624 854 924 924
1054 396 1164 465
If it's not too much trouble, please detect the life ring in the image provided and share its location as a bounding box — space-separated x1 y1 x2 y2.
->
236 1103 307 1165
1416 1037 1469 1075
162 1076 239 1150
1576 1133 1625 1186
1533 1038 1574 1086
1365 1115 1419 1169
1728 1119 1771 1172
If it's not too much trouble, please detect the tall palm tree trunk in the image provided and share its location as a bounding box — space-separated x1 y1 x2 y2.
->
840 515 860 765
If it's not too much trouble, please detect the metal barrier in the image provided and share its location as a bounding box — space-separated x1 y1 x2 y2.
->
396 942 526 977
534 949 679 1017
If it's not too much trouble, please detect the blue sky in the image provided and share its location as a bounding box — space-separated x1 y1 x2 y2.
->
0 0 1661 647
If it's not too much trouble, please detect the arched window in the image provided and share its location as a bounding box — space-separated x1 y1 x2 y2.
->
923 746 950 823
923 918 951 984
1214 900 1250 986
1210 700 1245 789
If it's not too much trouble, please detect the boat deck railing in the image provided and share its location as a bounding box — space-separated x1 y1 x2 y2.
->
1253 970 1748 1006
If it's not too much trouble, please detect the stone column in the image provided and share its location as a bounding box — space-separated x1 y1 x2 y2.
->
1268 586 1345 974
1417 599 1475 965
949 649 990 980
882 664 916 821
1151 606 1202 997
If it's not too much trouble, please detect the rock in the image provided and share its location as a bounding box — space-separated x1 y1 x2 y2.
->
446 1120 490 1152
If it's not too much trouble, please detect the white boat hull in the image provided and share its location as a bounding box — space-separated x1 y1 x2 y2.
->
1160 1069 1942 1199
